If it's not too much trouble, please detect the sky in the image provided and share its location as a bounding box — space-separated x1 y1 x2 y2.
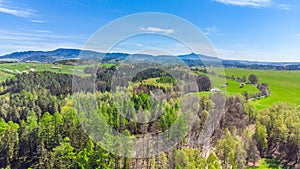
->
0 0 299 61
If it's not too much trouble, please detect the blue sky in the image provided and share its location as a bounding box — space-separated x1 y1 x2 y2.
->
0 0 299 61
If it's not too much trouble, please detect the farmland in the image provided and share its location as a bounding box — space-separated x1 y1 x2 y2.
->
0 63 75 75
224 68 300 110
0 62 96 81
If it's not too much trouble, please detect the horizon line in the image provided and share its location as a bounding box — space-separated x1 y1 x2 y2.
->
1 47 300 63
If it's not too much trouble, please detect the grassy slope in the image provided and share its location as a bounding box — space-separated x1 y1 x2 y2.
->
196 71 259 96
141 77 173 89
0 63 75 74
224 68 300 110
0 71 12 82
0 63 96 82
211 76 259 96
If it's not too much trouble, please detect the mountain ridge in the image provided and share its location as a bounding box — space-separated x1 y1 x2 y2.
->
1 48 300 70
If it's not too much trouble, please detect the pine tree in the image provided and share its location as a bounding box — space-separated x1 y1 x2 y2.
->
53 137 76 168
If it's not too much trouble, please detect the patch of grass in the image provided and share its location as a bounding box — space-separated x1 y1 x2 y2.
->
0 71 13 82
140 77 173 89
216 78 259 96
247 158 282 169
196 71 259 96
0 63 75 75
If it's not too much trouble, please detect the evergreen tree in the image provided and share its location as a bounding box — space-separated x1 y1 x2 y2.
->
53 137 76 168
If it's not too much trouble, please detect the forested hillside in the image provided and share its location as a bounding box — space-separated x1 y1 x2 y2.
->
0 65 299 169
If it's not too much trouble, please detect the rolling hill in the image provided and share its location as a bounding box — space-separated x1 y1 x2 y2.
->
1 48 300 70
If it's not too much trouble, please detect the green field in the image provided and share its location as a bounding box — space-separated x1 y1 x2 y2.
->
196 69 259 97
209 75 259 96
0 71 12 82
224 68 300 110
0 63 97 82
0 63 75 75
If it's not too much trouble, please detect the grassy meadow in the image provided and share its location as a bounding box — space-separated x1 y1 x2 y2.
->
209 74 259 96
0 71 12 82
0 63 75 74
0 62 96 82
224 68 300 110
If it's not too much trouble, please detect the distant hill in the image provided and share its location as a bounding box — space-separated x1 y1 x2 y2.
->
1 48 300 70
0 48 221 66
0 49 85 63
222 59 300 70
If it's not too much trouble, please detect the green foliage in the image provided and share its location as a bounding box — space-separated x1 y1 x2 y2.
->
172 148 221 169
156 152 169 169
131 92 150 110
247 158 282 169
216 129 247 169
158 102 178 132
253 122 268 153
0 120 19 167
216 129 236 168
244 102 257 123
53 137 76 168
156 76 176 84
196 75 211 92
248 74 258 84
255 103 300 166
76 140 94 168
132 68 171 82
175 163 182 169
206 152 221 169
1 63 299 168
39 112 55 149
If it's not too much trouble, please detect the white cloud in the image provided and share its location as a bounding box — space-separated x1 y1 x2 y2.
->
204 26 217 36
0 29 86 41
213 0 292 10
277 4 291 10
213 0 271 7
32 30 52 33
0 7 35 18
0 29 87 55
30 20 45 23
140 27 174 34
0 1 36 18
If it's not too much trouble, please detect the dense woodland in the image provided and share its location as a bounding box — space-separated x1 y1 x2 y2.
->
0 65 299 169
